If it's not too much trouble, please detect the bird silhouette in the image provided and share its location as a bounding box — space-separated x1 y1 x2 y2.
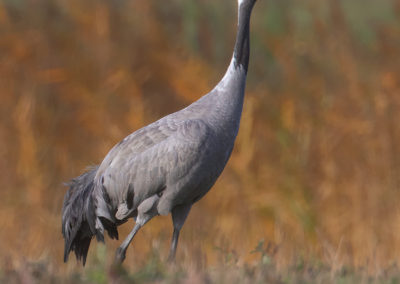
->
62 0 257 265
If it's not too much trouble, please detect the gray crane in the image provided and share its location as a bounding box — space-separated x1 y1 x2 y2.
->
62 0 257 265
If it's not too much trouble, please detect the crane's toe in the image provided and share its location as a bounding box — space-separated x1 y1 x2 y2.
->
167 252 176 263
115 247 126 264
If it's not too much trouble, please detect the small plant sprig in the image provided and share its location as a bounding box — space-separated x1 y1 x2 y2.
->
251 240 278 266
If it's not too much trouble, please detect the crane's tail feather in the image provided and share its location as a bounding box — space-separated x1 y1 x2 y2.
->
62 166 98 266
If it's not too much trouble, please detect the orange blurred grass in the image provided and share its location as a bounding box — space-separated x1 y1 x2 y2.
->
0 0 399 276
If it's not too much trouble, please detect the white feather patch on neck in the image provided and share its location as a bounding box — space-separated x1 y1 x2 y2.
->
238 0 245 6
214 57 244 92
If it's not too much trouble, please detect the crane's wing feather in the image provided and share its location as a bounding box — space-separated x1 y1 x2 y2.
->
95 119 213 220
96 119 179 179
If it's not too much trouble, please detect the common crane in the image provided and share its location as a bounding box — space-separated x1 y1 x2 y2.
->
62 0 257 265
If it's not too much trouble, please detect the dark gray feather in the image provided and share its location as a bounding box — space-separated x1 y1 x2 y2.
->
62 166 98 265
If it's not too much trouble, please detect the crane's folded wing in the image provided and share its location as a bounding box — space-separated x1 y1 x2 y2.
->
95 119 214 218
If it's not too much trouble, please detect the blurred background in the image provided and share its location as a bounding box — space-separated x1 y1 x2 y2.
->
0 0 400 276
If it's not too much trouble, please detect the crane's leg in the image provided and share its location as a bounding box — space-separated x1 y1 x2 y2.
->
168 204 192 262
115 214 152 263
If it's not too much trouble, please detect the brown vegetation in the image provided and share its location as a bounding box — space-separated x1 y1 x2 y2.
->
0 0 400 279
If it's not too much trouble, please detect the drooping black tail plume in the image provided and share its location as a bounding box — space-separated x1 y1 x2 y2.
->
62 166 99 266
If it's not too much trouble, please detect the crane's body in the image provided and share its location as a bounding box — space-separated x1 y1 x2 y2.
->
62 0 257 265
94 57 245 225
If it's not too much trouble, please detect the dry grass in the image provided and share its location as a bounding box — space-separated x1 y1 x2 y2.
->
1 243 400 284
0 0 400 280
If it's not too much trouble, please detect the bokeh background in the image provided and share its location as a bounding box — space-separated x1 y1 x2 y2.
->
1 0 400 276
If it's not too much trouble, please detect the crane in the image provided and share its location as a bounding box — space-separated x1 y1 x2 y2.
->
62 0 257 265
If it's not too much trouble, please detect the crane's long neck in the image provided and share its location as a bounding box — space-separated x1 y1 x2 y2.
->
216 0 256 88
233 0 256 73
213 0 256 91
204 0 256 135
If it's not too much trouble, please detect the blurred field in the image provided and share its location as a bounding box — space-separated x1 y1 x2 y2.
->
1 0 400 281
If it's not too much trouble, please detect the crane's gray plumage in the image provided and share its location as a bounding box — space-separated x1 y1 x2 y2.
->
62 0 257 265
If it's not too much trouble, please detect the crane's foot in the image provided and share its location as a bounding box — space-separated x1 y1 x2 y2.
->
114 247 126 264
167 252 176 263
